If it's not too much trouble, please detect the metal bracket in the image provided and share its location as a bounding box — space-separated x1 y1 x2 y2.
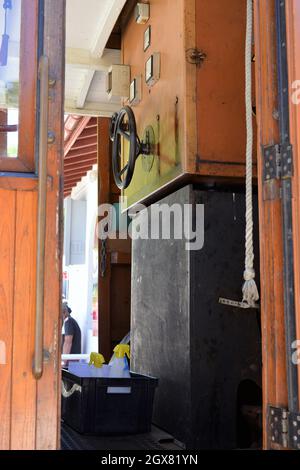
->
186 48 206 66
263 143 293 181
268 406 300 449
218 297 260 310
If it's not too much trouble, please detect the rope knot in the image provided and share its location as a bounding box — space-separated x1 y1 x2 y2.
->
243 268 255 282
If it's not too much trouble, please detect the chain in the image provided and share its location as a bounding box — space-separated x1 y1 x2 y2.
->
100 238 107 278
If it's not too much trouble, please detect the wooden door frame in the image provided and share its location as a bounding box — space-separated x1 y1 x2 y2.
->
254 0 300 449
0 0 65 450
97 117 131 361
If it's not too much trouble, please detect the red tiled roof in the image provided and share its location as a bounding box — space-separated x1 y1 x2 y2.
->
64 115 98 197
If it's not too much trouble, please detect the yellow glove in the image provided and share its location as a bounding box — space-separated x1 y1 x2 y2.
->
89 352 105 368
113 344 130 359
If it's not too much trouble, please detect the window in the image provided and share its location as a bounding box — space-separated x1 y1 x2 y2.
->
0 0 39 172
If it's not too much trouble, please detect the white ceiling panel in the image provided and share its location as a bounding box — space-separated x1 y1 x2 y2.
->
65 0 126 116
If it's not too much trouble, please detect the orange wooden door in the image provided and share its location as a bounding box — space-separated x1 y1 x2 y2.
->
254 0 300 449
0 0 65 450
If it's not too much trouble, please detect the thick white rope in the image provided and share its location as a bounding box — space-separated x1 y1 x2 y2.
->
243 0 259 307
61 380 82 398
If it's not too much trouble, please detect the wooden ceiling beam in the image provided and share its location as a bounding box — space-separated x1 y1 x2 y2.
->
91 1 126 58
64 116 91 156
66 47 121 70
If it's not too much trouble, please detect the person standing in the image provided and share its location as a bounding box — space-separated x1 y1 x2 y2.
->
61 303 81 355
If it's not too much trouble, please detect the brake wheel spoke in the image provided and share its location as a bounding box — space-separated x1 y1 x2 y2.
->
119 163 129 177
118 128 131 141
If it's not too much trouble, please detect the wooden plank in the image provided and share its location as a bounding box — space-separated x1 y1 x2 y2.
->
77 127 98 140
11 191 37 450
64 155 97 167
195 0 257 170
35 0 65 450
64 162 95 173
76 70 96 109
98 118 112 360
111 251 131 265
65 146 97 159
64 116 91 156
254 0 288 449
71 136 97 151
0 175 52 192
0 190 16 450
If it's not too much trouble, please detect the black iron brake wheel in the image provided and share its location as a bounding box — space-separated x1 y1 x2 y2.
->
112 106 139 190
109 112 118 142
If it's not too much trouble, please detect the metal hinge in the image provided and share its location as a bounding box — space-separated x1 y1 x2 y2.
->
263 143 293 181
268 406 300 449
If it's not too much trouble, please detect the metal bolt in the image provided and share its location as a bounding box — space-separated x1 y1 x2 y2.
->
48 132 56 144
293 421 298 427
266 162 270 168
275 416 278 422
272 436 275 441
293 435 298 441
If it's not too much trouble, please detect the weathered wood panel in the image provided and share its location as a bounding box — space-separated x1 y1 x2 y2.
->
11 191 37 450
254 0 288 449
0 0 64 450
35 0 65 450
98 118 131 360
0 190 16 449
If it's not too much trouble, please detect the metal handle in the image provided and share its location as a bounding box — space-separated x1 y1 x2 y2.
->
0 124 18 133
33 55 49 380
